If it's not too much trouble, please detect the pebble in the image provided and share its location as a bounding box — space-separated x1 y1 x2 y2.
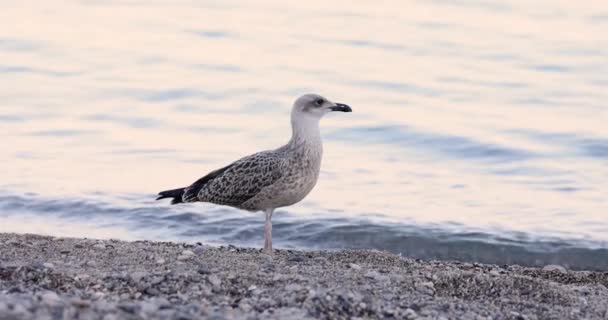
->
42 262 55 269
313 256 328 264
364 271 390 282
197 265 212 274
41 291 61 306
177 254 192 261
288 255 305 263
364 270 377 279
76 274 90 281
208 275 222 288
542 265 567 273
348 263 362 270
285 283 302 292
510 311 529 320
404 308 418 320
416 281 435 295
0 233 605 320
193 246 206 255
130 271 147 283
117 302 139 314
103 314 119 320
261 254 273 264
384 308 395 316
71 298 91 308
141 301 159 314
181 250 195 256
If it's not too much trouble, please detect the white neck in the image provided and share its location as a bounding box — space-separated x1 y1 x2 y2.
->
288 113 322 148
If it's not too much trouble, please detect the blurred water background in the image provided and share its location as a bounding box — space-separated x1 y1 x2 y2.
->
1 0 607 269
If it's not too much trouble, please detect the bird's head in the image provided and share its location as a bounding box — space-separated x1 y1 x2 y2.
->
292 93 352 121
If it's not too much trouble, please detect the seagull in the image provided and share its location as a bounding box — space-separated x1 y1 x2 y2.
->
156 93 352 255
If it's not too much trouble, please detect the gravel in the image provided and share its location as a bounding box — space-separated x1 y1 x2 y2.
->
1 233 607 319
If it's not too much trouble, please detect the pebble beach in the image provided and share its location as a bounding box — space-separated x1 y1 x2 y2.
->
1 233 607 319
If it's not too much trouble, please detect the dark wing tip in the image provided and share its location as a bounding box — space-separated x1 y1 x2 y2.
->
156 188 185 205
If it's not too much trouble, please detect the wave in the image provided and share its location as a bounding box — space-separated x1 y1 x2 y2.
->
1 191 607 271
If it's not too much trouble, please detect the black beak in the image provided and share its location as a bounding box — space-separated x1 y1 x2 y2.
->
330 103 352 112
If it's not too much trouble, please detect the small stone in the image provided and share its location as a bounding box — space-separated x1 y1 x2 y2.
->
71 299 91 308
177 254 192 261
313 256 328 264
285 283 302 292
150 276 164 285
489 269 501 276
145 288 160 296
208 275 222 288
416 281 435 295
543 264 567 273
103 314 119 320
181 250 195 256
76 274 90 281
193 246 206 255
240 302 252 312
197 266 212 274
261 254 273 264
288 255 305 262
130 271 147 283
117 302 139 314
510 311 529 320
364 271 390 282
348 263 361 270
43 262 55 269
364 271 377 279
391 274 405 282
93 243 106 250
404 308 418 320
41 291 61 306
141 301 159 314
156 258 166 264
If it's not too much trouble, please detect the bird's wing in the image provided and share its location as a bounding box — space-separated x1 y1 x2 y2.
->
182 152 285 207
181 164 234 203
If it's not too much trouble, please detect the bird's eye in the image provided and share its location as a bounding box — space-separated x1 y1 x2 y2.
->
314 98 324 106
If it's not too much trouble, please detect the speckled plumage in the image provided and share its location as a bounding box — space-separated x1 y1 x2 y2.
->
157 93 351 254
185 143 321 211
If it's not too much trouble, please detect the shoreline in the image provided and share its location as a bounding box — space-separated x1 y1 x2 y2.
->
1 233 607 319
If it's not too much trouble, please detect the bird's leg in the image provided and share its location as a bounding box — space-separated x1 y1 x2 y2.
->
263 208 274 255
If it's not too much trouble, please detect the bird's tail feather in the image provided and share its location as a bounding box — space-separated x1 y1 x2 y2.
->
156 188 185 205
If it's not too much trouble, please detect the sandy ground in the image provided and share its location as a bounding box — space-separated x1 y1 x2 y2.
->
0 233 607 320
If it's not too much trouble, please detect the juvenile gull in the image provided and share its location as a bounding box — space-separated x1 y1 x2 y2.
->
156 94 352 254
